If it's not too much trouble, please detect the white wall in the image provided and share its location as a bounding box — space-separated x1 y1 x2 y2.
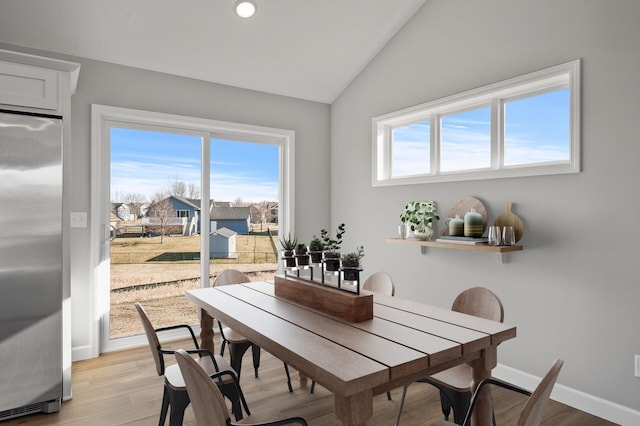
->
330 0 640 420
0 42 331 364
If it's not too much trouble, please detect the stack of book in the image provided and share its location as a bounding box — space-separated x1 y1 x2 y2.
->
435 235 489 245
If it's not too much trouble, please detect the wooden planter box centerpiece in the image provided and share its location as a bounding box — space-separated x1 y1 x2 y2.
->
274 274 373 322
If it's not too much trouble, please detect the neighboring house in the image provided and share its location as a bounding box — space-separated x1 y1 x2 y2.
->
109 212 121 229
209 227 237 259
111 203 134 221
162 195 202 233
128 202 150 219
266 201 278 224
210 206 251 234
249 201 278 225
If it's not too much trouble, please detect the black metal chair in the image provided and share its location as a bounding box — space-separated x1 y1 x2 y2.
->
214 269 293 392
135 302 250 425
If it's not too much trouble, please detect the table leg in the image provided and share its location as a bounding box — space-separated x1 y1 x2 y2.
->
469 346 497 426
199 308 215 354
334 390 373 426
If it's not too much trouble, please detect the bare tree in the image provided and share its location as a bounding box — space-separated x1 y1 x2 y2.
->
233 197 246 207
147 196 175 244
122 192 147 204
167 174 187 197
187 182 200 199
112 191 146 204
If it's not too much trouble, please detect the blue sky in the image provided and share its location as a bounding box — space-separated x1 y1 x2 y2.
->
110 128 279 202
392 88 570 175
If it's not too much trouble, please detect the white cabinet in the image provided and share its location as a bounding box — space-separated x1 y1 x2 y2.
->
0 60 59 109
0 49 80 114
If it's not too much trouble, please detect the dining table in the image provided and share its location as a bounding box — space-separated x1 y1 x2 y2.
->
185 279 516 426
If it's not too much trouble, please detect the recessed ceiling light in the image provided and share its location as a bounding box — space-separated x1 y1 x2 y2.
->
234 1 257 18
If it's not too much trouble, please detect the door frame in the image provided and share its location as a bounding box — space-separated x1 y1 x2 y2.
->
90 104 295 355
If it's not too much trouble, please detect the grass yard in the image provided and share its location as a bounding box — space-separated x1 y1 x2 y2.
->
109 232 279 338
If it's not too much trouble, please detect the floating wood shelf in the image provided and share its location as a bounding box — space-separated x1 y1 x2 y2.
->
386 237 522 252
386 237 522 263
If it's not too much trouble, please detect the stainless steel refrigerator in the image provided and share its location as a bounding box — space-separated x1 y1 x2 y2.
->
0 110 63 419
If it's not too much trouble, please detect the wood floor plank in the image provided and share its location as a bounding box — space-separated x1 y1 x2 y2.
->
2 336 615 425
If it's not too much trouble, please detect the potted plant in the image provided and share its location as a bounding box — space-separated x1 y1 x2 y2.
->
400 200 439 240
295 242 309 266
341 245 364 281
308 235 324 264
279 234 297 268
320 223 345 272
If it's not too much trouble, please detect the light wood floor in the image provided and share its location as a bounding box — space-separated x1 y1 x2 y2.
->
4 336 615 425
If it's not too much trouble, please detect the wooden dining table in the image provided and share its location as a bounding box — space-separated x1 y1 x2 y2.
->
185 280 516 426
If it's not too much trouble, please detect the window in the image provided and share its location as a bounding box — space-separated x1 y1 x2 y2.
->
92 104 295 353
373 60 580 186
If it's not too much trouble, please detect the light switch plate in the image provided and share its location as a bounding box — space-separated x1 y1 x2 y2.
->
635 355 640 377
70 212 87 228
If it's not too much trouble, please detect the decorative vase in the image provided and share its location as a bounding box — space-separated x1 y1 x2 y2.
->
464 208 483 237
398 223 408 239
445 214 464 236
413 224 433 241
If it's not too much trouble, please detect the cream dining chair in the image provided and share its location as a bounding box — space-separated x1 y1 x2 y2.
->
432 359 564 426
396 286 504 425
175 349 308 426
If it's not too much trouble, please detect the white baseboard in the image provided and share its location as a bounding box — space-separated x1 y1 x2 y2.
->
493 364 640 425
72 344 95 362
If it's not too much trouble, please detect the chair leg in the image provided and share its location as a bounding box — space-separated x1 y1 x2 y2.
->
219 381 250 421
251 344 261 378
310 380 316 394
229 340 252 381
167 388 190 426
440 389 452 420
395 383 411 426
159 385 170 426
220 339 227 357
283 363 293 393
439 388 471 425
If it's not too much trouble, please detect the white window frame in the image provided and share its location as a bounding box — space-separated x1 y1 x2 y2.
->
372 59 581 186
90 104 295 355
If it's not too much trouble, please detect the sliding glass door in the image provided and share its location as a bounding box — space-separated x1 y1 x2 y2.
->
92 105 294 353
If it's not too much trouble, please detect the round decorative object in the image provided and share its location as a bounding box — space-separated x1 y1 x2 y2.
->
413 226 434 241
442 196 488 236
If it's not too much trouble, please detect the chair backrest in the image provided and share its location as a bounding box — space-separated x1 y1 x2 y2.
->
363 271 395 296
175 349 230 426
213 269 251 287
134 302 165 376
518 359 564 426
451 287 504 322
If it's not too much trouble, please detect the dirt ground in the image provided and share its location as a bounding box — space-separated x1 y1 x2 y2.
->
110 264 277 339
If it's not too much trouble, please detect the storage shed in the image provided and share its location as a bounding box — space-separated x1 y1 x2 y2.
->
209 227 237 258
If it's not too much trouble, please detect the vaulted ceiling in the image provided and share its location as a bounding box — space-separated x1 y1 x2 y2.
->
0 0 426 103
